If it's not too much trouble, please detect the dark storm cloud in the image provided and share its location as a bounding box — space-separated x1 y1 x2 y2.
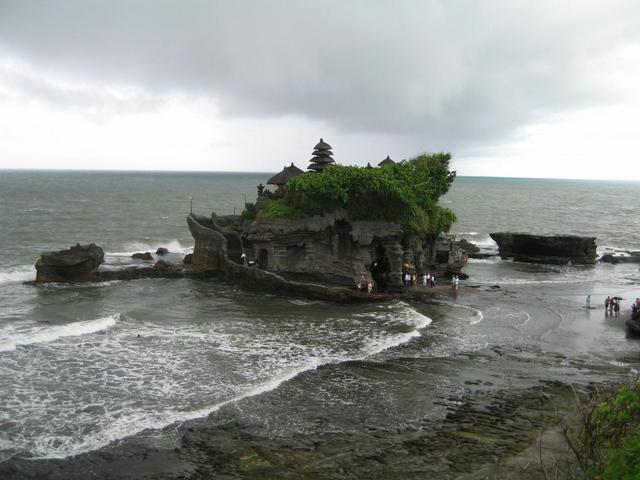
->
1 0 639 150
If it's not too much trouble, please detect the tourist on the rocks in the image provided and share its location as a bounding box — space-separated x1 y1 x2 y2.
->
422 273 428 287
412 272 417 286
431 275 436 287
367 281 373 295
356 280 362 292
605 296 610 310
454 276 460 290
240 252 248 266
451 276 456 289
609 297 615 312
614 300 620 316
586 294 591 308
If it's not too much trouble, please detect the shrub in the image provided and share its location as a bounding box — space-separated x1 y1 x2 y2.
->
281 152 457 236
255 199 306 220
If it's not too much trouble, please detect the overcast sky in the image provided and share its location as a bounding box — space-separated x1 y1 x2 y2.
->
0 1 639 180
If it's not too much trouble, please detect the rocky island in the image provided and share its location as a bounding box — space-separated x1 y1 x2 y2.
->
32 140 467 300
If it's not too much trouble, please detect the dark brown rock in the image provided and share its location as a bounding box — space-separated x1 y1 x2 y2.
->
156 247 169 255
183 253 193 264
489 232 597 264
35 243 104 283
132 252 153 260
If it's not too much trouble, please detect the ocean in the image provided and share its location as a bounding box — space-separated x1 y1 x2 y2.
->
1 171 639 474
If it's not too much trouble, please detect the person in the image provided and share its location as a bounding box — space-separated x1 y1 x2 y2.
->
367 281 373 295
609 297 614 313
356 279 362 292
432 274 436 287
454 275 460 290
614 300 620 316
240 252 248 266
422 273 427 287
412 272 416 286
586 294 591 308
605 296 610 310
451 275 456 289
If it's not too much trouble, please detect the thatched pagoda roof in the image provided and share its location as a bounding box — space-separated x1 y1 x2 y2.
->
313 138 332 151
378 155 395 166
267 163 305 185
308 138 336 172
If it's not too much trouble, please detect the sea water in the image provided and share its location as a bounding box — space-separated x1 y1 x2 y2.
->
0 171 639 461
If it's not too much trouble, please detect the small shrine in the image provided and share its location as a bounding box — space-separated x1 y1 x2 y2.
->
266 163 304 193
307 138 335 172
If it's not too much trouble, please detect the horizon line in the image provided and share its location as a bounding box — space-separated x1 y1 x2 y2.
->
0 167 638 183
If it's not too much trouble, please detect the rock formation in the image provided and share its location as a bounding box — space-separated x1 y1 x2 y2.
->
35 243 105 283
599 252 640 264
489 232 597 265
188 210 466 292
132 252 153 260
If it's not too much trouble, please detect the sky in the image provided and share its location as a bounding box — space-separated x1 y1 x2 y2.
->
0 1 639 180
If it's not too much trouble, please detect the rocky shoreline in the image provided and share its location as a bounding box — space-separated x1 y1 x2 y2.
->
1 322 629 480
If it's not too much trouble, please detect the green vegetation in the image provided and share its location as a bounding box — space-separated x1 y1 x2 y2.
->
255 198 305 220
248 152 457 236
566 381 640 479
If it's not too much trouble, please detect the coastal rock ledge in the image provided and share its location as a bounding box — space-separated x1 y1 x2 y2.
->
489 232 597 265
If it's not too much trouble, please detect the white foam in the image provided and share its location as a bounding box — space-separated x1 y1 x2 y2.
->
108 239 193 256
0 265 35 285
0 314 119 352
24 303 433 459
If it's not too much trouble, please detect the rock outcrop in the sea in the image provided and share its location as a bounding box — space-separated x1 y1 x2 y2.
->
35 243 105 283
32 243 207 284
156 247 169 255
132 252 153 260
489 232 597 264
599 252 640 264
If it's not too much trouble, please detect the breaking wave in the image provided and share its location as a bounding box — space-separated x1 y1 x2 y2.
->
0 314 119 353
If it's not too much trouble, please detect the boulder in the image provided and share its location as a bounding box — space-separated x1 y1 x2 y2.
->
154 259 182 274
454 239 496 259
489 232 597 265
156 247 169 255
183 253 193 264
456 239 480 255
132 252 153 260
35 243 104 283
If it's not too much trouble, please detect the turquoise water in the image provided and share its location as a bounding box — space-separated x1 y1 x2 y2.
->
0 171 639 461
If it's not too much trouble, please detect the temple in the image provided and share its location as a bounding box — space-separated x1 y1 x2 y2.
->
187 139 465 293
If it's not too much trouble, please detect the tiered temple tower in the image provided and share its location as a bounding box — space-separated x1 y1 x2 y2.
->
307 138 335 172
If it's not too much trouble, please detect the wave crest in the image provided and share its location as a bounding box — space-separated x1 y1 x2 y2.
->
0 314 119 352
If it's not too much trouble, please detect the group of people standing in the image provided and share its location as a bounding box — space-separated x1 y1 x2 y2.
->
402 271 438 287
605 296 621 315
